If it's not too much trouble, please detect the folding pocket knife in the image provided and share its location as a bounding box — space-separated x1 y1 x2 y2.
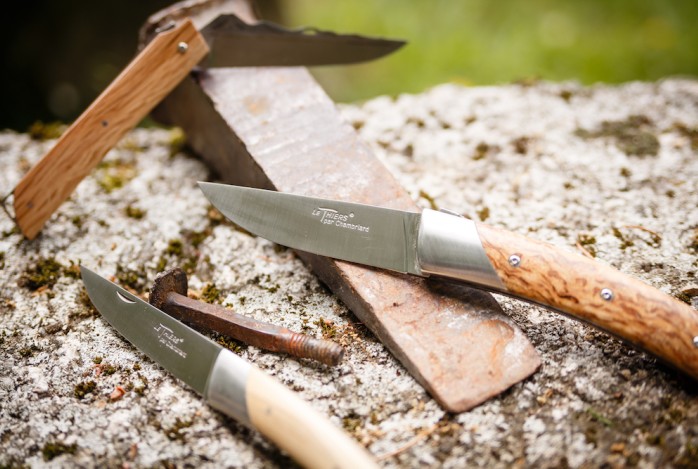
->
81 266 377 468
7 15 404 240
199 183 698 380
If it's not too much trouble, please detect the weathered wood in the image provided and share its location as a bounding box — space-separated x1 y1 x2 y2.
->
245 368 379 469
13 20 209 240
478 222 698 378
143 0 540 412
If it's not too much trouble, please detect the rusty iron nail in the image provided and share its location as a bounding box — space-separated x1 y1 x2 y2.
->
149 268 344 366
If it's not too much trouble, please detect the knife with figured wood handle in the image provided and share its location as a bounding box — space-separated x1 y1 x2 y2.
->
198 183 698 380
81 266 377 469
4 15 404 240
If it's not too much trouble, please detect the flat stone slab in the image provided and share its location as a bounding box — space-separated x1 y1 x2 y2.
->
1 79 697 467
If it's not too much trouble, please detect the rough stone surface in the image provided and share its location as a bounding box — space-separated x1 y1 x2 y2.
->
1 79 697 468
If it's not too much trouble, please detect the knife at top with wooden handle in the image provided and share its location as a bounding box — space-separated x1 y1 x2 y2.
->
4 15 404 240
199 183 698 380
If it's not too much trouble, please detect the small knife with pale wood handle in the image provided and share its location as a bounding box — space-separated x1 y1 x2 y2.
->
81 266 378 469
199 183 698 380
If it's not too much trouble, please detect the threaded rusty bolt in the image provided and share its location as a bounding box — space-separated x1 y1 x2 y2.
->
149 268 344 366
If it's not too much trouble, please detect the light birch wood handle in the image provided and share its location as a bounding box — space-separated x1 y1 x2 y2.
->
476 223 698 378
12 19 209 239
245 368 378 469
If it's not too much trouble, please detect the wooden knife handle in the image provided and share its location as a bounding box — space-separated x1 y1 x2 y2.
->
245 368 378 469
206 349 376 468
12 19 209 239
476 222 698 378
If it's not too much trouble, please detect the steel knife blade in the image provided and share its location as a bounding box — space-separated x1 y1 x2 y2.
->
201 14 405 67
80 266 377 468
198 182 698 380
9 14 405 240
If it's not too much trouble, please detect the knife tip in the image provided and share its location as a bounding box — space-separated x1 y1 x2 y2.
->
197 181 215 195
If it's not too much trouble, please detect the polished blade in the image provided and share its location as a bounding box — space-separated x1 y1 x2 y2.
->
81 267 221 395
202 14 405 67
199 183 422 275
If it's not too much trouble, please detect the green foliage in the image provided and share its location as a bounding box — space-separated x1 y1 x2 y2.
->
283 0 698 101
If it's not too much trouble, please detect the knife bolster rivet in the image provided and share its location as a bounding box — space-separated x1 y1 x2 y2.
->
693 336 698 348
177 42 189 54
508 254 521 268
600 288 614 301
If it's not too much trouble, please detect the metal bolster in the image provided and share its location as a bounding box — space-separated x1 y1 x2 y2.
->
204 349 252 427
416 209 506 291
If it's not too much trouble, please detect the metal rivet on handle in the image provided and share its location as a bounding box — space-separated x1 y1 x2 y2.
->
693 336 698 348
177 42 189 54
508 254 521 268
600 288 614 301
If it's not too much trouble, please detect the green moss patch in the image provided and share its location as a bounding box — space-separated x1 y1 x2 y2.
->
28 121 65 141
124 204 145 219
96 159 137 193
42 441 77 461
577 233 598 257
163 417 194 441
74 380 96 400
115 264 146 293
18 257 63 290
215 334 247 354
200 283 221 304
612 227 635 250
168 127 187 157
576 115 660 156
315 318 337 340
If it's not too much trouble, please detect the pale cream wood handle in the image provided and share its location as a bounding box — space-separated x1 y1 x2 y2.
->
477 222 698 379
12 19 209 239
246 368 378 469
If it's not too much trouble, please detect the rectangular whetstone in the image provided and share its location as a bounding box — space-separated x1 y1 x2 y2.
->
143 0 540 412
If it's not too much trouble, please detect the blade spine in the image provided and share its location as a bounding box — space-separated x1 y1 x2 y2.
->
203 13 405 44
206 36 402 67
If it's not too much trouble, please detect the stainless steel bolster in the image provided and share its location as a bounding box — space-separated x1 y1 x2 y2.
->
204 348 252 427
416 209 505 291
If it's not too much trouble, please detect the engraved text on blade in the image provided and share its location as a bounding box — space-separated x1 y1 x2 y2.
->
154 324 187 358
312 207 370 233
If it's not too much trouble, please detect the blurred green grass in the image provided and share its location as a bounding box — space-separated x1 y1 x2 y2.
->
2 1 696 130
280 0 698 102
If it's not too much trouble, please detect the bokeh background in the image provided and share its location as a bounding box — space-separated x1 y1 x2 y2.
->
1 0 697 131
